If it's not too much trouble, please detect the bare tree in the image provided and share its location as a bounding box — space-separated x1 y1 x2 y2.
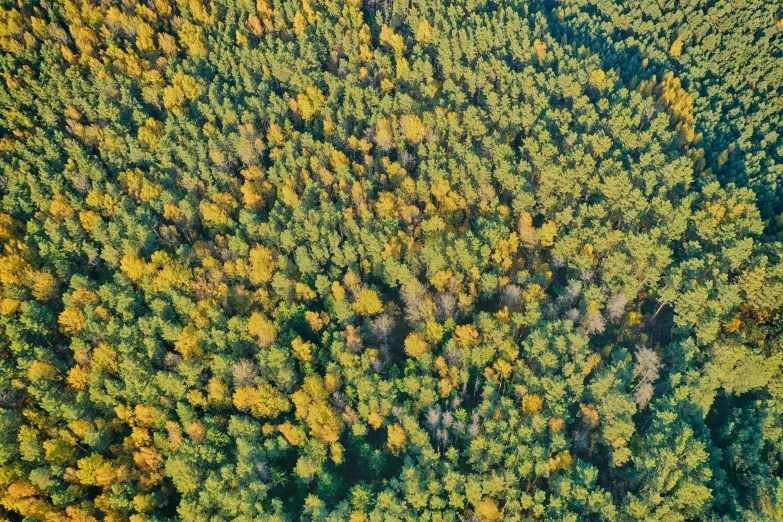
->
425 406 441 432
500 284 522 309
634 346 662 383
583 311 606 335
606 292 628 321
402 279 434 323
232 359 258 387
633 346 663 408
441 411 454 429
446 348 464 368
436 292 458 321
634 381 655 408
370 314 395 342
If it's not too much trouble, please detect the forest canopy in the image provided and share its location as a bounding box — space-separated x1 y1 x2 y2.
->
1 0 783 520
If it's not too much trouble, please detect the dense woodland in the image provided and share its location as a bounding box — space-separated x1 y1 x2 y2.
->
1 0 783 520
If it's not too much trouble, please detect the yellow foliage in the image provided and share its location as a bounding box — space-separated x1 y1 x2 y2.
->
331 441 345 464
324 373 340 393
188 0 214 24
158 32 179 55
293 11 307 35
135 21 156 51
247 14 264 36
416 19 433 44
295 282 317 301
59 307 86 334
233 384 290 418
178 22 207 57
296 87 324 121
387 423 406 454
549 450 573 472
583 353 602 376
120 255 149 282
188 392 207 409
650 72 695 131
349 512 367 522
207 377 228 404
69 288 97 307
95 304 111 320
120 168 163 202
438 378 453 397
404 333 429 358
50 193 75 219
279 421 307 446
379 25 405 54
522 393 543 414
267 123 285 146
174 325 203 360
454 324 480 348
291 336 313 362
249 244 276 284
29 270 56 301
6 481 38 499
138 118 165 150
115 404 133 421
130 427 151 447
28 360 59 381
429 269 451 292
247 312 277 347
166 421 183 450
292 376 343 443
241 180 264 207
539 220 557 247
353 288 384 315
0 253 25 285
67 365 90 390
332 281 347 300
424 319 444 343
724 317 742 333
185 420 206 443
475 498 502 522
580 404 600 427
0 297 20 315
163 72 201 110
375 118 393 149
399 114 425 144
360 43 373 62
368 412 383 430
0 212 18 240
133 493 156 514
375 191 398 219
43 437 76 466
92 343 118 372
395 56 411 80
626 311 642 326
280 184 300 207
669 37 684 58
434 356 449 377
61 44 77 63
199 199 233 228
305 310 325 331
78 210 101 233
134 447 163 478
130 405 155 428
590 68 607 87
493 359 513 379
533 39 547 61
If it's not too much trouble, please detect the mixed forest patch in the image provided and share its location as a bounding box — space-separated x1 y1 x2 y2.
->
1 0 783 520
